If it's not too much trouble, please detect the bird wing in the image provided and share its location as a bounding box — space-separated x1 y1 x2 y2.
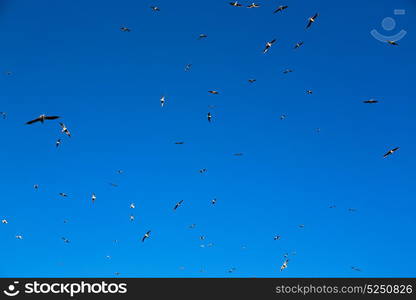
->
26 117 41 124
45 116 60 120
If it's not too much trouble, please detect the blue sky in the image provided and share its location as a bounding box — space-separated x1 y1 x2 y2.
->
0 0 415 277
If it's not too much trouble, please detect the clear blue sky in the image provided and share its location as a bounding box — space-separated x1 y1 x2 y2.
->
0 0 415 278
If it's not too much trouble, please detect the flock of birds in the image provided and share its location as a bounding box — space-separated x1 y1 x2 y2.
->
0 2 402 276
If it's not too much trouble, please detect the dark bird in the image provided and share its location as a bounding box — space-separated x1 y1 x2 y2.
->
274 235 281 240
299 224 305 228
117 170 124 174
60 123 71 137
233 153 244 156
130 215 135 221
0 112 7 119
274 5 288 13
228 267 237 273
363 99 378 104
329 205 336 209
208 90 219 95
33 184 39 190
248 79 256 83
247 3 260 8
142 230 151 242
199 33 208 39
109 183 118 187
280 114 287 120
294 41 304 49
62 237 70 243
56 139 62 148
174 200 184 210
150 6 160 11
175 141 185 145
120 27 131 32
211 198 217 205
189 224 196 229
351 266 361 272
199 168 207 174
207 112 212 123
306 13 319 29
91 193 96 203
283 69 293 74
348 208 357 213
263 39 276 54
306 90 313 94
26 114 60 125
160 96 165 107
59 193 68 197
383 147 399 158
230 1 243 7
387 40 398 46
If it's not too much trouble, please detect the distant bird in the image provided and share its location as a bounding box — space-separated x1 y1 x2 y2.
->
174 141 185 145
383 147 399 158
316 128 321 133
329 205 336 209
63 219 68 223
306 90 313 94
150 6 160 11
15 235 23 240
274 235 281 240
130 215 135 221
229 1 243 7
274 5 288 13
387 40 398 46
130 203 135 209
199 34 208 39
109 183 118 187
1 219 8 224
5 71 12 76
299 224 305 228
247 3 260 8
120 27 131 32
142 230 151 242
59 123 71 137
160 96 165 107
351 266 362 272
280 259 289 271
114 272 121 276
348 208 357 212
208 90 219 95
211 198 217 205
106 255 112 259
117 170 124 174
363 99 378 104
56 139 62 148
59 192 68 197
207 112 212 123
91 193 96 203
174 200 184 210
294 41 304 49
199 168 207 174
26 114 60 125
280 114 286 120
0 112 7 119
283 69 293 74
189 224 196 229
306 13 319 29
248 79 256 83
184 64 192 72
263 39 276 54
33 184 39 190
233 153 244 156
200 236 206 240
228 267 236 273
62 237 70 243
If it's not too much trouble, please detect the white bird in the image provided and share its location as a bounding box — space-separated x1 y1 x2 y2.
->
130 215 135 221
59 122 71 137
211 198 217 205
15 235 23 240
91 193 96 203
130 203 135 209
280 259 289 271
1 219 8 224
160 96 165 107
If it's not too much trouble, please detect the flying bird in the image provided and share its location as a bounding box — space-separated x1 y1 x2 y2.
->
59 123 71 137
247 3 260 8
26 114 60 125
207 112 212 123
174 200 184 210
33 184 39 190
211 198 217 205
283 69 293 74
109 183 118 187
199 34 208 39
56 139 62 148
184 64 192 72
160 96 165 107
62 237 70 243
91 193 96 203
233 153 244 156
199 168 207 174
130 203 135 209
306 90 313 94
274 235 281 240
263 39 276 54
15 235 23 240
248 79 256 83
299 224 305 228
120 27 131 32
150 6 160 11
59 193 68 197
363 99 378 104
274 5 288 13
117 170 124 174
1 219 8 224
174 141 185 145
142 230 151 242
383 147 399 158
189 224 196 229
280 259 289 271
280 114 287 120
348 208 357 212
351 266 362 272
387 40 398 46
306 13 319 29
208 90 219 95
130 215 135 221
229 1 243 7
294 41 304 49
0 112 7 119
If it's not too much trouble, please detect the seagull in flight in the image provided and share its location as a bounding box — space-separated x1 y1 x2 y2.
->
62 237 70 243
263 39 276 54
56 139 62 148
274 5 288 13
247 3 260 8
207 112 212 123
306 90 313 94
211 198 217 205
120 27 131 32
294 41 304 49
60 123 71 137
142 230 151 242
26 114 60 125
363 99 378 104
199 33 208 39
160 96 165 107
109 183 118 187
130 203 135 209
280 259 289 271
175 141 185 145
59 193 68 197
33 184 39 190
150 6 160 11
199 168 207 174
351 266 362 272
306 13 319 29
174 200 184 210
280 114 287 120
248 79 256 83
130 215 135 221
233 153 244 156
274 235 281 240
91 193 96 203
283 69 293 74
189 224 196 229
230 1 243 7
117 170 124 174
383 147 399 158
15 235 23 240
387 40 399 46
184 64 192 72
208 90 219 95
1 219 8 224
